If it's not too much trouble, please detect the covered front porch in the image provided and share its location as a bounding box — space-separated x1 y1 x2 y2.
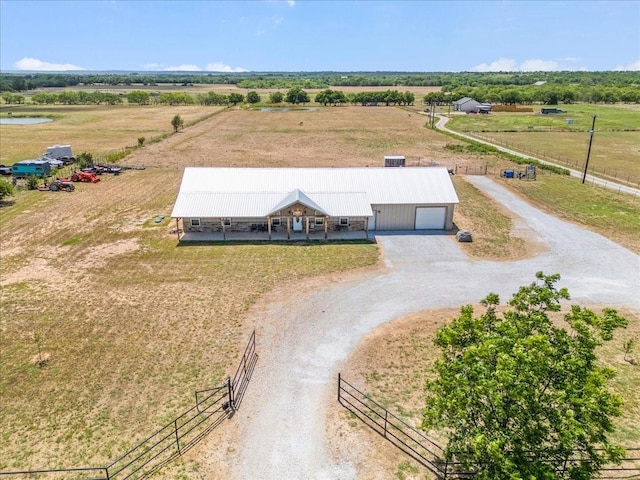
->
176 228 373 242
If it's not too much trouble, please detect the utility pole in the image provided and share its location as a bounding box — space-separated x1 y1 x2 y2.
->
581 115 597 184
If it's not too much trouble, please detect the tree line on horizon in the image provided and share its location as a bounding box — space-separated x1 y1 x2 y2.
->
1 70 638 93
2 82 637 107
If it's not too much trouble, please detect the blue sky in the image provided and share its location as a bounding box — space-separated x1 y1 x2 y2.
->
1 0 638 72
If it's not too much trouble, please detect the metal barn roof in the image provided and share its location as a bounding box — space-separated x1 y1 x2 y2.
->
171 167 458 218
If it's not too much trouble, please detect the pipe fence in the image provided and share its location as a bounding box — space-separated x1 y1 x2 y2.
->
0 330 257 480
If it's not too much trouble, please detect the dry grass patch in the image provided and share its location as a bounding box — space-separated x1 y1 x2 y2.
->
120 105 467 169
0 104 225 163
0 164 379 472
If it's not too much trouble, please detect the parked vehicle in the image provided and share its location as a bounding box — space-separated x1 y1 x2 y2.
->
43 144 76 164
0 165 12 176
11 160 51 178
43 157 64 170
38 179 75 192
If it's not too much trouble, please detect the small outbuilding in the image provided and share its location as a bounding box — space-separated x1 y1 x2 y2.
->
171 167 459 241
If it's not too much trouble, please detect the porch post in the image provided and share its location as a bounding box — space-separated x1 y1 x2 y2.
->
287 217 291 240
220 218 226 240
176 218 180 240
324 216 328 239
305 216 309 239
268 216 272 240
364 216 369 239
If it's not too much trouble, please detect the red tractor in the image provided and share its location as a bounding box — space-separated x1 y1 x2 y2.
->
70 171 100 183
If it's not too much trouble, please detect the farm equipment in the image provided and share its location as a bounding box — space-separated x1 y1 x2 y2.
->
70 171 100 183
501 163 536 181
83 164 122 175
38 179 75 192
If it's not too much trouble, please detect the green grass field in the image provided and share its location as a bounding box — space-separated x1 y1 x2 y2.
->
445 103 640 185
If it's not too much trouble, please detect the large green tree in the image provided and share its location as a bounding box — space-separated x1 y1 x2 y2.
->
228 92 244 105
285 86 310 104
423 272 627 480
246 91 261 104
269 91 284 104
127 90 150 105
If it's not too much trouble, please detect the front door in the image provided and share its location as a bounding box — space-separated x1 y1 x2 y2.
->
292 216 303 232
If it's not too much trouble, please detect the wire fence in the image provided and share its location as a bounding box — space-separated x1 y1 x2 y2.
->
468 133 640 188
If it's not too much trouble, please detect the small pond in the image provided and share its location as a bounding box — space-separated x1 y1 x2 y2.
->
0 117 54 125
258 107 318 112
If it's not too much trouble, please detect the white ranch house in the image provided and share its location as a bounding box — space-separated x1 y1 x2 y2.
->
171 167 459 241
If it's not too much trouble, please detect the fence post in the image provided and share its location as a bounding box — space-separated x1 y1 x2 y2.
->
174 419 181 455
227 376 235 411
105 467 110 480
384 411 388 437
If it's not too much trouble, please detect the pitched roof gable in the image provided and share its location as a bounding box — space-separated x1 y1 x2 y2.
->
267 189 329 216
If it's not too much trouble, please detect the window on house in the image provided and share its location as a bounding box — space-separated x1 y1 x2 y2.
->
315 217 324 225
272 218 281 226
190 218 201 227
339 217 349 226
223 218 231 226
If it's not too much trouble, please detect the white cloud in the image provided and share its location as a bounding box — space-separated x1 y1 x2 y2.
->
287 0 295 6
472 58 518 72
205 62 249 72
472 57 579 72
614 60 640 71
520 59 560 71
164 64 202 71
14 57 83 71
143 63 164 70
272 15 284 26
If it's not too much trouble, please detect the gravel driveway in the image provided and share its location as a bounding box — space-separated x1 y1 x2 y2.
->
229 176 639 480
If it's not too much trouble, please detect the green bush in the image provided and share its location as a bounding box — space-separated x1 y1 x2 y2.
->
26 175 40 190
0 178 14 199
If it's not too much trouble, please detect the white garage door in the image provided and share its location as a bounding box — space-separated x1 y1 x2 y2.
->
415 207 446 229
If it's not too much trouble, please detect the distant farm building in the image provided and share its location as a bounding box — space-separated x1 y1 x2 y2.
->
453 97 492 114
171 167 459 241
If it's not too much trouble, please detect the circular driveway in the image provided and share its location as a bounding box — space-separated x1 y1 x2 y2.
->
229 176 639 479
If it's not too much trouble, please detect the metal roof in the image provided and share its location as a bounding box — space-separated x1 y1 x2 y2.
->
171 167 458 218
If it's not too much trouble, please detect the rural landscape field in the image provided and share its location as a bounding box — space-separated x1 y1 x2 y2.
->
1 82 639 480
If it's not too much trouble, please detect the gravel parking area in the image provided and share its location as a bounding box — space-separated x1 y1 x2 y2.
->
226 176 639 479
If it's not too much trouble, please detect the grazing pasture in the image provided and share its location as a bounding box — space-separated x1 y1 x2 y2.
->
447 103 640 186
0 99 638 478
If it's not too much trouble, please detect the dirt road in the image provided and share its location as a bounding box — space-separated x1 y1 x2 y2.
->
225 176 639 479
